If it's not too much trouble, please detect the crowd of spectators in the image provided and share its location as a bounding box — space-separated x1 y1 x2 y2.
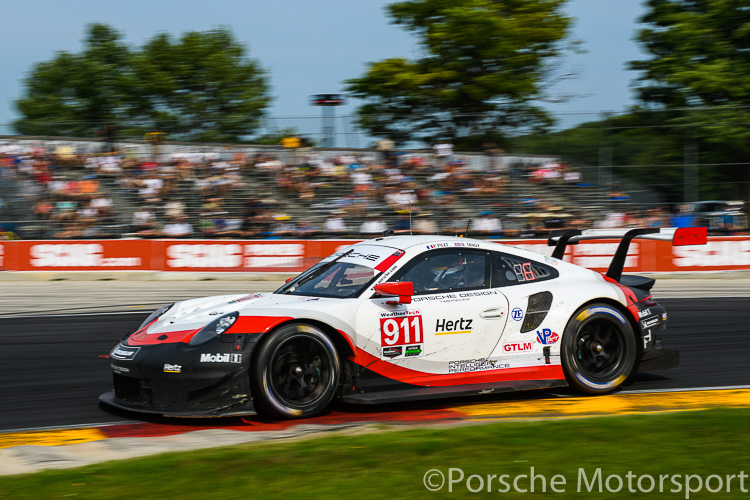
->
3 139 738 241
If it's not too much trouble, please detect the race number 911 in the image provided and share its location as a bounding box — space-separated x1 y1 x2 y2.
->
380 311 423 347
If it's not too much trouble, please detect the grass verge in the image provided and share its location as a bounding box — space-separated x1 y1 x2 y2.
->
2 408 750 499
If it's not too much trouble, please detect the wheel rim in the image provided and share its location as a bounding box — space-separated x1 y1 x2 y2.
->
574 318 626 380
268 336 333 407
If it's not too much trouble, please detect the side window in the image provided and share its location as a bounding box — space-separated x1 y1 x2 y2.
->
491 252 558 288
389 249 489 294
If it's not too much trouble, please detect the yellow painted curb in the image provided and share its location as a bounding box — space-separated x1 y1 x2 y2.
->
452 389 750 418
0 428 107 450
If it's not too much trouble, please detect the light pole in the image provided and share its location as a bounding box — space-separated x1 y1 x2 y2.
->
310 94 345 148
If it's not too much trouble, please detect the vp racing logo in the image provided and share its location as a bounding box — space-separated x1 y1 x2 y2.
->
536 328 559 345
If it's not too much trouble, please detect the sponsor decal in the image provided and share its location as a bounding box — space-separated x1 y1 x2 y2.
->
662 312 668 321
345 252 379 262
642 330 653 349
458 290 498 297
30 244 142 268
375 266 398 284
199 353 243 363
382 346 403 359
412 294 455 302
167 244 243 268
111 364 130 373
380 310 424 359
435 317 473 335
448 358 509 374
641 317 659 329
511 307 524 321
110 345 140 360
544 255 559 266
244 244 304 268
163 363 182 373
503 342 533 353
166 243 305 269
536 328 559 345
573 242 640 269
673 240 750 267
638 308 652 319
404 345 423 357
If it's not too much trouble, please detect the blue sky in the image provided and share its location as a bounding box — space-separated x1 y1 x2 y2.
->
0 0 647 139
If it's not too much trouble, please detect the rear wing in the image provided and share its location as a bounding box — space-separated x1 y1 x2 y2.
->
547 227 707 281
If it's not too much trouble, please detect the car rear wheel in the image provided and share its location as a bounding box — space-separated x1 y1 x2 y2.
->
251 323 340 419
561 303 636 394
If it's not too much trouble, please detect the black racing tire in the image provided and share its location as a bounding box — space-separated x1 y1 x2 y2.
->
251 323 340 419
561 303 637 394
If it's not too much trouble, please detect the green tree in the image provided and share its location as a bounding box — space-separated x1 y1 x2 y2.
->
14 24 271 142
629 0 750 203
130 28 272 142
345 0 576 146
14 24 135 137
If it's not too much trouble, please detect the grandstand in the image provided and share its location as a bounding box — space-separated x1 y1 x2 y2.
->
0 136 653 240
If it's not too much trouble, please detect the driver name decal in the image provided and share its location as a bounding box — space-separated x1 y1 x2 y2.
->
380 310 424 359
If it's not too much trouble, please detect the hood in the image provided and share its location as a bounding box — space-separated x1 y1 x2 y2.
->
130 292 346 345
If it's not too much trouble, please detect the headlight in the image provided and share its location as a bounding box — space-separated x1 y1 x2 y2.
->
188 312 239 346
139 303 174 329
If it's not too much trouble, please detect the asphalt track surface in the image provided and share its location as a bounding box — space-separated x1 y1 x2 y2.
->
2 292 749 433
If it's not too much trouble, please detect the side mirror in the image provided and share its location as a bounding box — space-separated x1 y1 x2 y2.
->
374 282 414 304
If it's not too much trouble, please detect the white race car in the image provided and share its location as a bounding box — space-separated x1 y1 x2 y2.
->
101 227 705 419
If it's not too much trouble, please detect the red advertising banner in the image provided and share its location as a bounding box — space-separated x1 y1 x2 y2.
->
8 240 152 271
1 237 749 273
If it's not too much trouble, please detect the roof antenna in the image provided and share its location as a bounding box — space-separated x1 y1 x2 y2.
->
463 219 471 238
455 217 459 237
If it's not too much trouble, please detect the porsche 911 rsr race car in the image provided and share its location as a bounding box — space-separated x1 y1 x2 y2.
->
100 227 706 419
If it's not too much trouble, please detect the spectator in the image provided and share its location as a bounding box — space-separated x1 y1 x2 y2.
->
359 214 388 236
393 211 412 234
324 211 348 236
295 219 319 238
414 212 438 235
270 214 296 238
470 211 504 238
433 140 454 166
670 205 696 228
132 206 158 235
161 216 193 238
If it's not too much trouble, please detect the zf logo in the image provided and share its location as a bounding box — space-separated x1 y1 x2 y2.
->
511 307 524 321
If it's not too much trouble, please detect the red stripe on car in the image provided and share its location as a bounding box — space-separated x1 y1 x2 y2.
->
353 348 564 386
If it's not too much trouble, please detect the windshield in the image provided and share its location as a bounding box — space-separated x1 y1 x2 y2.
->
275 261 379 298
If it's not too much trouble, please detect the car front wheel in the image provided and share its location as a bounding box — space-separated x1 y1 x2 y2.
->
251 323 340 419
561 303 636 394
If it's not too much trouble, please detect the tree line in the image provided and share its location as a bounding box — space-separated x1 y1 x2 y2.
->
12 0 750 203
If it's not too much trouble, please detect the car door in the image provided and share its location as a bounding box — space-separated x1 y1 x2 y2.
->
355 248 509 376
486 250 561 360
